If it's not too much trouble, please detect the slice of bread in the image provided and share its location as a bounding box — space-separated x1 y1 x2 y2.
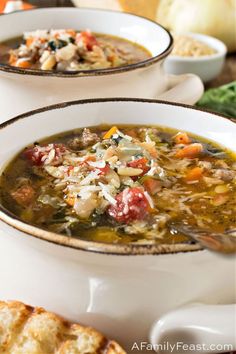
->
118 0 159 20
72 0 160 21
0 301 126 354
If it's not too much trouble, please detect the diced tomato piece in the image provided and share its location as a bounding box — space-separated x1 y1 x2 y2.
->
66 166 74 175
11 185 35 207
24 143 66 166
76 31 98 51
127 158 150 176
97 164 110 175
107 187 149 223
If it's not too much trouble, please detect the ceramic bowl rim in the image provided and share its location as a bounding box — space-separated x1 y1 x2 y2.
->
0 7 173 78
0 98 235 256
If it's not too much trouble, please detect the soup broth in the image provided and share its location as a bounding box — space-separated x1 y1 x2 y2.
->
0 29 151 71
0 125 235 244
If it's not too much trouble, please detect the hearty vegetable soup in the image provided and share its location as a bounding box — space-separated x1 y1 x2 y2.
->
0 125 235 244
0 29 151 71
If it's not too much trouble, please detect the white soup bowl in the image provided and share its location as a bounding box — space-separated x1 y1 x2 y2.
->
0 8 203 121
0 99 235 353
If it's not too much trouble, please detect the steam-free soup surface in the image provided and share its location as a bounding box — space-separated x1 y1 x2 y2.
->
0 125 235 244
0 29 151 71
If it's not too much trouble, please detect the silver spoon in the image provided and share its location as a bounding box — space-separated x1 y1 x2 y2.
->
168 222 236 255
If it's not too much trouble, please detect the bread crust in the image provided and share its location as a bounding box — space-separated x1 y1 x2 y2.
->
118 0 159 20
0 301 126 354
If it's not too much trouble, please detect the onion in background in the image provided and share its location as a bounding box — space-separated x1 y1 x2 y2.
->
156 0 236 53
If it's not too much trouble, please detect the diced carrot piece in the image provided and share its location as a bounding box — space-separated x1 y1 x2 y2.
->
9 52 17 65
66 29 76 37
66 195 75 206
143 178 161 195
103 126 118 139
174 132 191 145
185 167 203 181
15 60 31 68
39 38 47 43
175 143 203 159
84 155 96 162
26 37 34 47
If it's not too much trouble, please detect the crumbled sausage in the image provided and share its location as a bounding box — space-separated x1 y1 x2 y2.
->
215 160 229 169
11 185 35 207
67 137 81 151
213 169 235 182
68 128 99 150
81 128 100 147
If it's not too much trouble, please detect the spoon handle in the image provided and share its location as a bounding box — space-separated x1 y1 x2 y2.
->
169 223 236 254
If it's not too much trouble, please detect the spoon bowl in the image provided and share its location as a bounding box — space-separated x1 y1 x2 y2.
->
169 222 236 254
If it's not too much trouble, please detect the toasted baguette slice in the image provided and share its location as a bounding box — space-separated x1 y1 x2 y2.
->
0 301 126 354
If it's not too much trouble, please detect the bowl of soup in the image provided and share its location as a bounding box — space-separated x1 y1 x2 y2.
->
0 98 235 352
0 7 203 121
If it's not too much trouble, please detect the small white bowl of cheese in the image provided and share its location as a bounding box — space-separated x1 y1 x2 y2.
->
164 32 227 83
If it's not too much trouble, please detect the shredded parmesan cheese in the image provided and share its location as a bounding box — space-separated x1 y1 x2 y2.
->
98 182 117 206
144 191 154 209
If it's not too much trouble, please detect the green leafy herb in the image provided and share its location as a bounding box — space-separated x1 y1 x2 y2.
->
197 81 236 119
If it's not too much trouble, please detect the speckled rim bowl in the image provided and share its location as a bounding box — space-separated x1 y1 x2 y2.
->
0 98 235 255
0 8 205 121
0 7 173 77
